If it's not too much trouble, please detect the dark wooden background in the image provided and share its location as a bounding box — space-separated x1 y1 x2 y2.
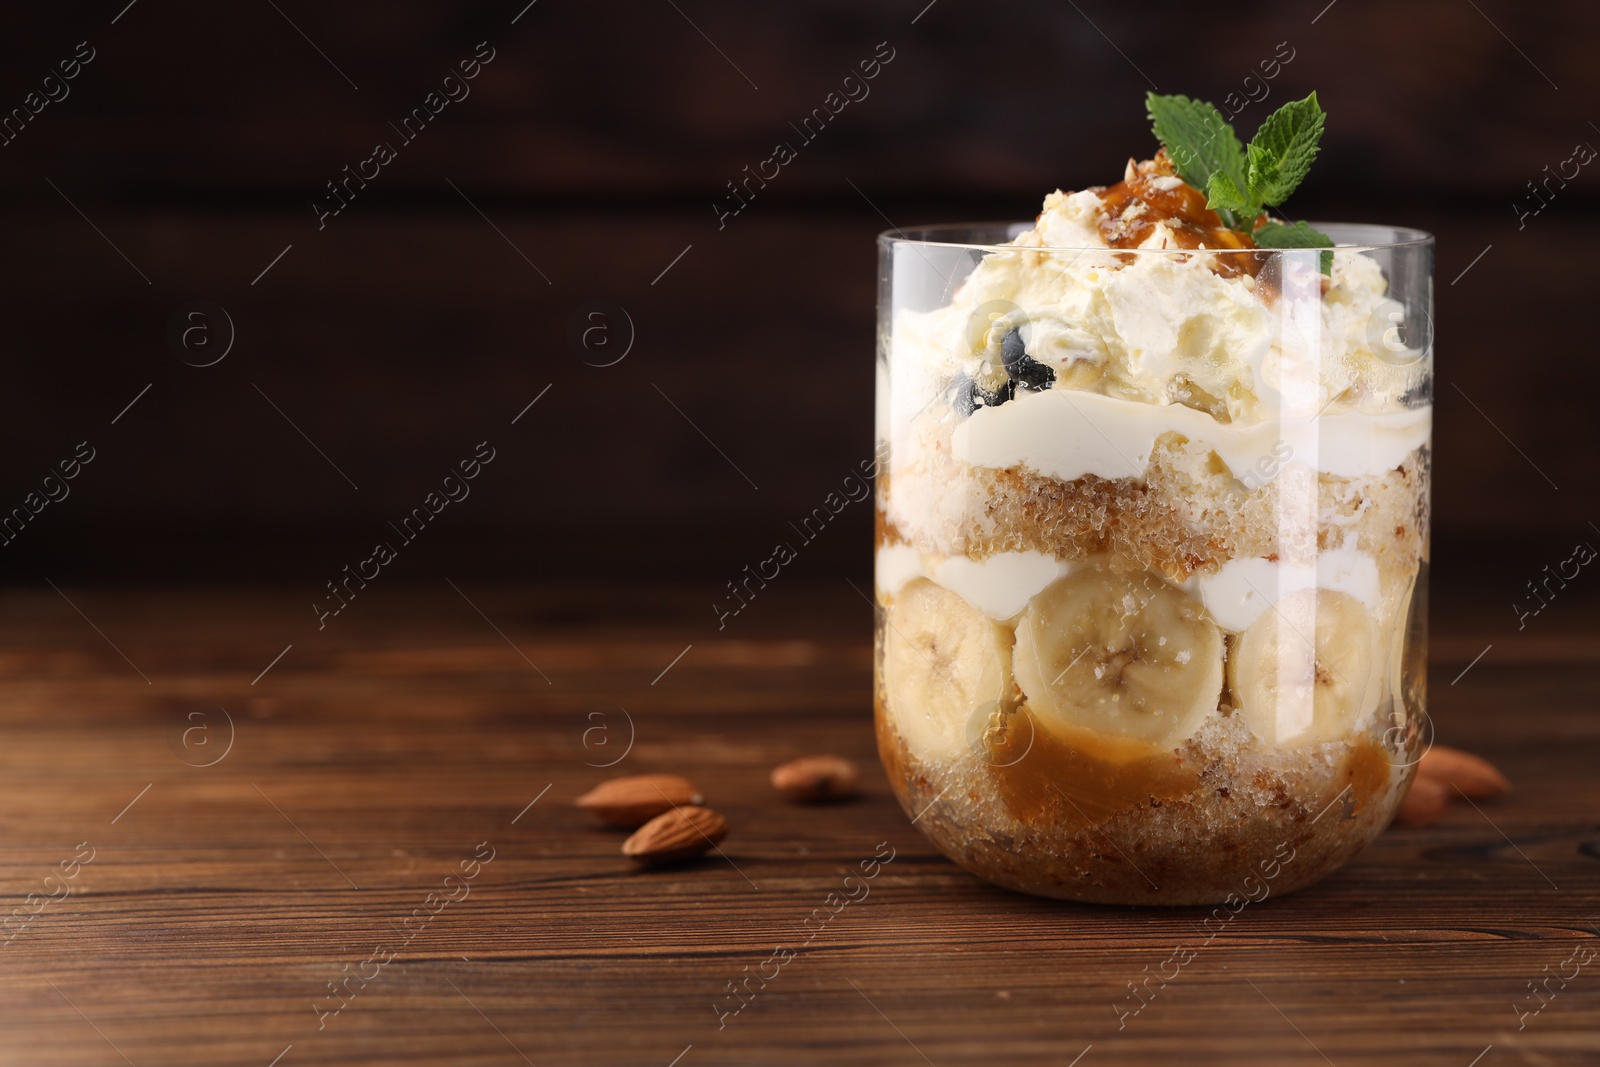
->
0 0 1594 594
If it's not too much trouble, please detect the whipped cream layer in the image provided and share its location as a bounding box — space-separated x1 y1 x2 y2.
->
998 188 1420 420
885 182 1432 484
876 544 1071 620
876 542 1384 634
1187 544 1381 633
952 386 1431 486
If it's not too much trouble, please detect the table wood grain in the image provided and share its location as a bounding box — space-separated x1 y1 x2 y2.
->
1 582 1596 1066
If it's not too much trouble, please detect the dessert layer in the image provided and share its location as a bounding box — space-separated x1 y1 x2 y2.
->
884 427 1427 590
875 545 1069 622
877 539 1386 634
952 386 1430 486
885 228 1427 447
876 690 1407 905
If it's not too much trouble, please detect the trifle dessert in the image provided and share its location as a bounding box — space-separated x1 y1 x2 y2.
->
873 93 1433 904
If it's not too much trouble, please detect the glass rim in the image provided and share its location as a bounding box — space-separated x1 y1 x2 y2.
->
878 221 1434 254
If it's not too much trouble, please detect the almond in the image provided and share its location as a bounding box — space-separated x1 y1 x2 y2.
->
771 755 860 803
1393 774 1450 828
1416 745 1511 799
623 805 728 864
575 774 704 828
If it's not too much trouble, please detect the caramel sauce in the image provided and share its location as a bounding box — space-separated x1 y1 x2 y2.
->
1095 152 1264 278
986 713 1200 831
875 507 908 552
985 708 1394 836
1340 739 1395 817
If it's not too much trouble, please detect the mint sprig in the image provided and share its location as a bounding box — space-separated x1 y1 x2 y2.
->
1145 90 1334 271
1245 94 1325 207
1146 94 1246 220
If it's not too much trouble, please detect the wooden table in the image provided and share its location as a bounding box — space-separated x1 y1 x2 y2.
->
1 581 1596 1066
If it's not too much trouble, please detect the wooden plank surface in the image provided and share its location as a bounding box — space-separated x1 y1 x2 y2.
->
0 581 1596 1065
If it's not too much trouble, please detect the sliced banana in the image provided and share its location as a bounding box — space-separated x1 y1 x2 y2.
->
1013 564 1224 751
1228 588 1381 745
883 578 1014 764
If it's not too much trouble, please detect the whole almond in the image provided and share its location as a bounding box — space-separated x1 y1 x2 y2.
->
1416 745 1511 799
576 774 704 828
623 805 728 864
1393 774 1450 828
771 755 860 803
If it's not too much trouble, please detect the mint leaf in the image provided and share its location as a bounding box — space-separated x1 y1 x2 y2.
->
1205 172 1250 215
1245 92 1325 207
1253 219 1334 273
1144 89 1333 264
1146 93 1246 193
1253 219 1333 248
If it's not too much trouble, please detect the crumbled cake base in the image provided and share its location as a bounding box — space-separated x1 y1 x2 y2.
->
875 682 1410 906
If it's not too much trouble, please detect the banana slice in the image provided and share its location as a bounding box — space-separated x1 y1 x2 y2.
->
1228 588 1380 745
883 578 1014 764
1013 564 1223 751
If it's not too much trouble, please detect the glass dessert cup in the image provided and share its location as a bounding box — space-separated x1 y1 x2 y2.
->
874 222 1433 905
